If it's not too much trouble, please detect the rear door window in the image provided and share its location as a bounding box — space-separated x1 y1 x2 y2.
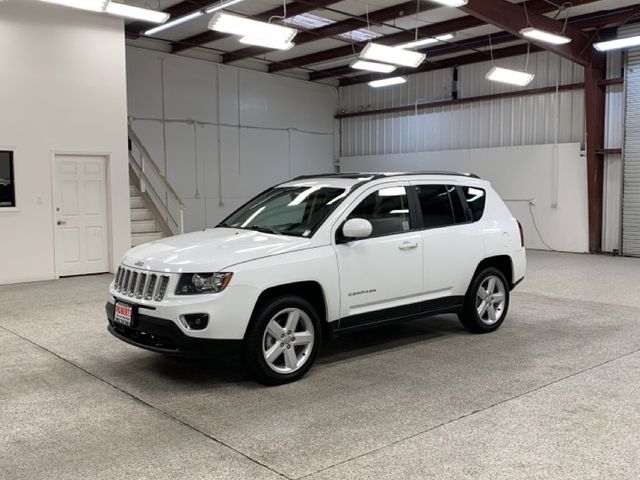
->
448 185 466 223
415 185 455 228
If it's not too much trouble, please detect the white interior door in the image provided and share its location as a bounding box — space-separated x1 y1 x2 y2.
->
54 155 109 276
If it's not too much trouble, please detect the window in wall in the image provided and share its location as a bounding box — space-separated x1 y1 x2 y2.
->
0 151 15 207
462 186 486 222
415 185 455 228
348 186 411 236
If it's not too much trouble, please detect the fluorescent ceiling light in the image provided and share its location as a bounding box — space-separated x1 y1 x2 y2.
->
209 12 297 43
106 3 169 23
39 0 108 12
145 10 204 36
486 66 534 86
360 43 425 68
41 0 168 23
520 27 571 45
284 13 382 43
284 13 334 30
206 0 246 14
368 77 407 88
594 35 640 51
398 33 454 50
351 60 396 73
340 28 382 43
429 0 468 7
239 36 295 50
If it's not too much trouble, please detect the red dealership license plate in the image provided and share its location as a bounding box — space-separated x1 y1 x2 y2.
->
114 302 133 327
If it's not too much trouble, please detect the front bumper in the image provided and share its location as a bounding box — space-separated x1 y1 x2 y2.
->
106 302 240 357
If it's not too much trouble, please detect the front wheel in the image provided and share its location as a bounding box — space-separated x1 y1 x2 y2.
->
458 267 510 333
242 295 321 385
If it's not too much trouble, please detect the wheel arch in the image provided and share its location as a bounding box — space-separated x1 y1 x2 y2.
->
472 255 514 288
249 281 329 336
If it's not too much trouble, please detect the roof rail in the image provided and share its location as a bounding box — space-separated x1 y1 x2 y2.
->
291 171 481 181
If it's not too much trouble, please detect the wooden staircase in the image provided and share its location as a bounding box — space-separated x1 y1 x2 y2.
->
129 184 164 246
128 125 186 247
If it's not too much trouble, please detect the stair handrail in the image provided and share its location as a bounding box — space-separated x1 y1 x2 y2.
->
128 125 186 235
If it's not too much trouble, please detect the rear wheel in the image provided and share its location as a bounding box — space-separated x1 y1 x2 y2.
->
242 295 321 385
458 267 509 333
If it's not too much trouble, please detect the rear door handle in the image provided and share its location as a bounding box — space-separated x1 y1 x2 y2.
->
398 241 418 250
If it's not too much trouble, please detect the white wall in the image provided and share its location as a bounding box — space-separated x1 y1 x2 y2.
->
126 48 338 233
341 143 589 253
0 1 130 285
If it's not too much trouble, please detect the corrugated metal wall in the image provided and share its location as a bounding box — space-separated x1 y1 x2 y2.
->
622 25 640 256
339 51 585 156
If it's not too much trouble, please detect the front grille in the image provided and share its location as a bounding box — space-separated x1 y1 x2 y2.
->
114 266 170 302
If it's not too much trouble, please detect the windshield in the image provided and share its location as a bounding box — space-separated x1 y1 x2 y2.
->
218 186 349 237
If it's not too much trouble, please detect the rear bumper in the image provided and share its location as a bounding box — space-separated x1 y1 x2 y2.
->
106 302 240 357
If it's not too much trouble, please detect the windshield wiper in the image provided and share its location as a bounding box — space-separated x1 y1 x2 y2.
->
250 225 280 235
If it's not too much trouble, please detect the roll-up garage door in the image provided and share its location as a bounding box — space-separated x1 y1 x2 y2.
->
623 27 640 257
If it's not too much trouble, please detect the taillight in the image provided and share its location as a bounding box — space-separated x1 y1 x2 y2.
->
517 220 524 247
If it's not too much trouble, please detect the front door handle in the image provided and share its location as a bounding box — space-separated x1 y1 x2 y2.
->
398 241 418 250
57 219 67 226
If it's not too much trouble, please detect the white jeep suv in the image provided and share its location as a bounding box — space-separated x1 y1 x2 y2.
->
107 172 526 384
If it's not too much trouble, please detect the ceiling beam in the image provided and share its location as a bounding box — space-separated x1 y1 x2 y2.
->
310 5 635 82
311 32 517 81
268 0 600 73
171 0 341 53
336 82 585 119
222 0 437 64
460 0 591 66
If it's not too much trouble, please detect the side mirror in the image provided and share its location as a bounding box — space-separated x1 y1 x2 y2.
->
342 218 373 239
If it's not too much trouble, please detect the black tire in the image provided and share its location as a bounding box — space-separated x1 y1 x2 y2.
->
242 295 322 385
458 267 510 334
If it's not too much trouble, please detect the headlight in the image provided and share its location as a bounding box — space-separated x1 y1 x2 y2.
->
176 272 233 295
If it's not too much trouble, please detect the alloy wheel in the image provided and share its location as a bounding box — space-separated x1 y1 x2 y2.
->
262 308 315 374
476 275 507 325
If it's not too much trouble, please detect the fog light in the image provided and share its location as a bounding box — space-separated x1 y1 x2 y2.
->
182 313 209 330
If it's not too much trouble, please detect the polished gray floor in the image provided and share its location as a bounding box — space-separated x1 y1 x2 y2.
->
2 251 640 479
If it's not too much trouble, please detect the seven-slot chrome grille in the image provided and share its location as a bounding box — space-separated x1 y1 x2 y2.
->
113 267 170 301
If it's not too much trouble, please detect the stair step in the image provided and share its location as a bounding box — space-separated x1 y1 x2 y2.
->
130 196 145 209
130 208 153 221
131 232 163 247
129 185 139 196
132 219 158 233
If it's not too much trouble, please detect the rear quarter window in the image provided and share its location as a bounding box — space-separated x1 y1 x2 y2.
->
462 186 486 222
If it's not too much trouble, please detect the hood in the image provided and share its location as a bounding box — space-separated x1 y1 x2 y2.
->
122 228 313 273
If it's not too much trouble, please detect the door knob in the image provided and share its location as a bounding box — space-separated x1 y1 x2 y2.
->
57 220 67 225
398 241 418 250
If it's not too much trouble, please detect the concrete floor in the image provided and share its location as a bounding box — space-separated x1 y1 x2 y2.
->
2 250 640 480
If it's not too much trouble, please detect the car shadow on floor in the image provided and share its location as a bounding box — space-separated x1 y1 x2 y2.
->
142 314 467 386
